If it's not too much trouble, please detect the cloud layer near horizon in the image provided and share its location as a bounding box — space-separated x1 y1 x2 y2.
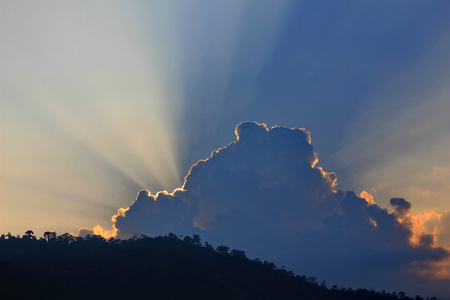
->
82 122 450 297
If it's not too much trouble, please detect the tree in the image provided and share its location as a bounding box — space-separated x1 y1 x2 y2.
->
204 241 214 251
230 249 247 259
263 260 276 270
23 230 35 239
167 233 179 240
43 231 56 241
108 237 120 244
183 236 193 244
58 233 75 244
85 234 105 243
216 245 229 254
192 234 201 246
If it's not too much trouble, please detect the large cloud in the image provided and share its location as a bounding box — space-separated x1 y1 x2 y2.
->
83 122 450 298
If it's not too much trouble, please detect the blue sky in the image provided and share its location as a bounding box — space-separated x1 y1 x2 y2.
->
2 1 450 297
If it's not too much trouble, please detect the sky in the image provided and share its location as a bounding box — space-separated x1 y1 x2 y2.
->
2 0 450 297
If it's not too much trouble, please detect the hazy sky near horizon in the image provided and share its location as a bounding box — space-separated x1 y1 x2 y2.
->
2 0 450 296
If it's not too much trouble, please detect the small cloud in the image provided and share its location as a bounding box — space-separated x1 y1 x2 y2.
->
78 225 117 239
390 197 412 216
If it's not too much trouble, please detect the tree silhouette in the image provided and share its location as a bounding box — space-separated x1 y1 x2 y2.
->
192 234 201 246
230 249 247 259
57 233 74 244
23 230 35 239
0 231 435 300
43 231 56 241
216 245 229 254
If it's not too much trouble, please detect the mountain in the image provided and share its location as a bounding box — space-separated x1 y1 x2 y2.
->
0 232 434 300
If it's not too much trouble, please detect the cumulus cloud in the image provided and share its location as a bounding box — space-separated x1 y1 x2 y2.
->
82 121 450 297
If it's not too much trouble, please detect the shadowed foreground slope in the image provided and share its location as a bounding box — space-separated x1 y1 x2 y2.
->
0 233 434 300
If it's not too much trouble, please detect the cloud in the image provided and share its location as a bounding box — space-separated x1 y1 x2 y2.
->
83 121 450 297
295 192 449 293
78 225 117 239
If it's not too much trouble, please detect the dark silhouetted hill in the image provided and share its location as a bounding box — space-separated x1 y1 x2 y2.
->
0 232 435 300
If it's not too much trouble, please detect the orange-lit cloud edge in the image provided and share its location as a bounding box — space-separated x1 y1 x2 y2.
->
359 191 450 280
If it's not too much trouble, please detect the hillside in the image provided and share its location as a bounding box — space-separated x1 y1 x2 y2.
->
0 232 434 300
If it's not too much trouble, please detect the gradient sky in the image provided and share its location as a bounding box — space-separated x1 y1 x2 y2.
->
2 0 450 296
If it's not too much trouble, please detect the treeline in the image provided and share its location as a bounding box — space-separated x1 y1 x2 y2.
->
0 231 437 300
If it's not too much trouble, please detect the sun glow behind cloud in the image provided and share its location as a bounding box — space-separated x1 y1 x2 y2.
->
0 1 188 234
0 0 292 235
